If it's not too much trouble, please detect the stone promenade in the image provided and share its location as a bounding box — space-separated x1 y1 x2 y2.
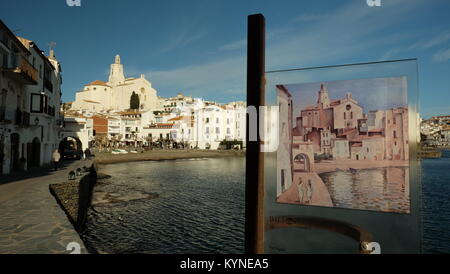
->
0 160 91 254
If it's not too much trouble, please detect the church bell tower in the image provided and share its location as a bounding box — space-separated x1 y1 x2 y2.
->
317 84 330 109
108 54 125 85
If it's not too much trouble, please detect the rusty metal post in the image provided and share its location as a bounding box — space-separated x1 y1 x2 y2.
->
245 13 265 254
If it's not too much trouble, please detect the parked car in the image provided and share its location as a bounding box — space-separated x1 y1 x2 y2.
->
63 150 82 160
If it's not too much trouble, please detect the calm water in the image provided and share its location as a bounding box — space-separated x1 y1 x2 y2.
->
319 167 410 214
81 157 245 254
422 150 450 254
81 154 450 254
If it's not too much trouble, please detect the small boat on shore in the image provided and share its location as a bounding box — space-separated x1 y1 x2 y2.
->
112 149 128 155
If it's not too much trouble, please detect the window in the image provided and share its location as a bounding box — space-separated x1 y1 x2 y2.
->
216 127 220 134
30 94 43 113
216 117 219 124
206 127 209 134
393 130 397 138
1 53 7 67
350 112 353 119
0 89 7 120
206 118 209 123
227 128 231 134
344 112 346 120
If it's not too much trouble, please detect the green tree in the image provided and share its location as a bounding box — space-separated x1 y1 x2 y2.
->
130 91 140 110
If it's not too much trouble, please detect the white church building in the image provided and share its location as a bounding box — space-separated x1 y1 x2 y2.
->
71 55 159 112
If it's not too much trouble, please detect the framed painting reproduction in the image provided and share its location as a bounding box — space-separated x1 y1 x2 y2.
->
263 59 422 254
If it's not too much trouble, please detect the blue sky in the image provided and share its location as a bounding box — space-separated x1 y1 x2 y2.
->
285 77 408 122
0 0 449 118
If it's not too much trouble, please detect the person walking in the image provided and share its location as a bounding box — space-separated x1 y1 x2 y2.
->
52 149 61 171
84 148 90 160
297 177 305 204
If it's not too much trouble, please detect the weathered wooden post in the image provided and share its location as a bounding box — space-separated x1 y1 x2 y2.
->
245 13 265 254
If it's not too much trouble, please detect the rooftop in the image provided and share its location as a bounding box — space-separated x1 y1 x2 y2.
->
85 80 111 87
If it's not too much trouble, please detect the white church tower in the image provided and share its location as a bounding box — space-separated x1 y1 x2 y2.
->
108 55 125 85
72 54 160 112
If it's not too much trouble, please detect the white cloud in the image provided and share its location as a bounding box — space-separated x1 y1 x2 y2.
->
293 14 327 22
146 0 429 102
147 56 246 100
432 48 450 62
409 31 450 51
219 39 247 51
161 29 207 53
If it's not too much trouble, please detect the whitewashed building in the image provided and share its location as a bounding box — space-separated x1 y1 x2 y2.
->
71 55 159 112
1 20 63 175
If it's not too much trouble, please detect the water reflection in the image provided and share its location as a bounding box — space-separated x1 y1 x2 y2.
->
81 158 245 254
319 167 410 213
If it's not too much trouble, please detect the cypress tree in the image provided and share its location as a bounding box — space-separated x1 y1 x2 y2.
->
130 91 140 109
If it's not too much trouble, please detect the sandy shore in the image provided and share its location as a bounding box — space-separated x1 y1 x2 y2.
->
315 159 409 174
92 149 245 165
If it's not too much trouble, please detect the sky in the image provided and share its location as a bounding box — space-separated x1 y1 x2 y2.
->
0 0 449 119
285 77 408 122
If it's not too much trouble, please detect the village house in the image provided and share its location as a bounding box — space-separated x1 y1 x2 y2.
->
1 20 63 175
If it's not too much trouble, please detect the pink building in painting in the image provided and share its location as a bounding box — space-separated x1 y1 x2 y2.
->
288 83 409 162
276 82 409 208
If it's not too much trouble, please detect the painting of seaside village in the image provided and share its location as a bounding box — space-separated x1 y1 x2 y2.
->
276 77 411 214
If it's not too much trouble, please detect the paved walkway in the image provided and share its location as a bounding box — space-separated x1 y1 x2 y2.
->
0 160 92 254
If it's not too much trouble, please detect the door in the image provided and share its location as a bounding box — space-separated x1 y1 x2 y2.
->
10 133 20 172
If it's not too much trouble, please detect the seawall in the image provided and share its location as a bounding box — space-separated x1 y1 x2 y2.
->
49 164 98 233
418 150 442 159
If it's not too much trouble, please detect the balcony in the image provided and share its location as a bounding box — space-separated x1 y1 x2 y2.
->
15 109 30 127
44 78 53 93
1 54 38 85
0 106 9 124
